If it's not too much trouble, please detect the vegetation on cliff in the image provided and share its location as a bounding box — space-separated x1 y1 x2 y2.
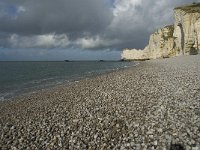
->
174 2 200 13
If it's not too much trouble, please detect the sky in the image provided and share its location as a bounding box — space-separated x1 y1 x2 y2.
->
0 0 199 61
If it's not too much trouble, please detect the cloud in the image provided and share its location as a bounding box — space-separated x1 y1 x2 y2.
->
106 0 199 49
76 36 121 49
2 33 122 49
8 33 70 48
0 0 112 35
0 0 199 60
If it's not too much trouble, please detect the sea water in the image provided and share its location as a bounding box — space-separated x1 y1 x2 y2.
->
0 61 136 100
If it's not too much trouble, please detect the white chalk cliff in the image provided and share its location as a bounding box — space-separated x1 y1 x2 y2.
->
122 3 200 60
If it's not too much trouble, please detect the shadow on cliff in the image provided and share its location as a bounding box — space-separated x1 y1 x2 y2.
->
177 23 185 54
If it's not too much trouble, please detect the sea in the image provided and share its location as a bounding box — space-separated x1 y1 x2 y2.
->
0 61 136 100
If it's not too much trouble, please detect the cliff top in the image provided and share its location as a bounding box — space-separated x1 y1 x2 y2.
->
164 25 174 30
174 2 200 13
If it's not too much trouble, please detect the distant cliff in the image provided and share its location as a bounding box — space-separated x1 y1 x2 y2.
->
121 3 200 60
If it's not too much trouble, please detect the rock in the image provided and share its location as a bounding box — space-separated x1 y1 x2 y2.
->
121 3 200 60
149 135 154 139
186 145 191 150
147 129 154 135
154 141 158 146
10 126 15 130
130 142 135 146
11 146 17 150
174 4 200 55
157 128 162 133
121 25 175 60
121 49 149 61
192 147 199 150
134 131 138 137
135 144 141 150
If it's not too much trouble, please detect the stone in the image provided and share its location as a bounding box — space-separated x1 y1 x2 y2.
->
149 135 154 139
157 128 162 133
154 141 158 146
192 147 199 150
147 129 154 135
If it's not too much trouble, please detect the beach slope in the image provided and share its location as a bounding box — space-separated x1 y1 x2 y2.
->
0 55 200 149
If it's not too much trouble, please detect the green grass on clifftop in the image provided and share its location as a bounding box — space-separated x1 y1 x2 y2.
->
174 3 200 13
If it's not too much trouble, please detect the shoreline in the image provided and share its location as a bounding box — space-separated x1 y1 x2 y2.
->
0 55 200 149
0 62 138 101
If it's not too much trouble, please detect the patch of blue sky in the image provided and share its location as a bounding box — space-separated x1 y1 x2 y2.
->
105 0 115 8
6 5 17 16
0 2 17 18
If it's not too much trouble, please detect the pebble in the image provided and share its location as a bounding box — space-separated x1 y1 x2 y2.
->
149 135 154 139
192 147 199 150
154 141 158 146
0 55 200 149
157 128 162 133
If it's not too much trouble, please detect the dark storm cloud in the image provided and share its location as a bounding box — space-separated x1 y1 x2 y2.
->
0 0 200 52
0 0 112 35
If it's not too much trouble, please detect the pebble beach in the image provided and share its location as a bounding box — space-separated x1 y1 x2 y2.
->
0 55 200 149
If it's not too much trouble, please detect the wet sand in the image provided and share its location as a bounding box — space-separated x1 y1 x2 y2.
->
0 55 200 149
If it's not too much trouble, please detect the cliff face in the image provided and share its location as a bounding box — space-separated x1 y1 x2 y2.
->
147 25 176 59
174 5 200 55
122 3 200 60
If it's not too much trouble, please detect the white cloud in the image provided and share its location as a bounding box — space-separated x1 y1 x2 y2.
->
76 36 121 49
8 33 70 48
110 0 173 33
17 6 26 13
113 0 142 17
7 33 122 49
